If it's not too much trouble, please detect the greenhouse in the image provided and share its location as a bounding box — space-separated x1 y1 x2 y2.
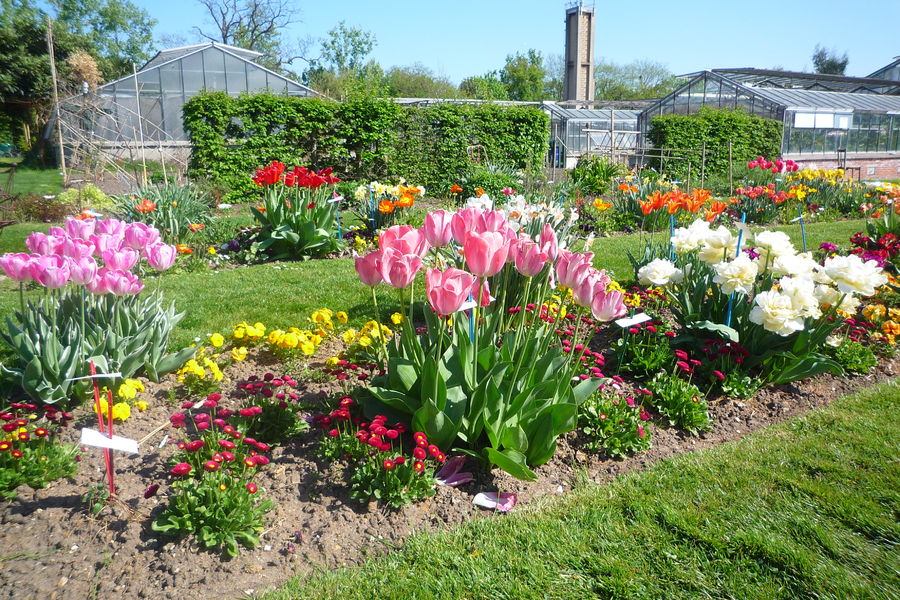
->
544 103 642 168
59 42 319 144
639 69 900 156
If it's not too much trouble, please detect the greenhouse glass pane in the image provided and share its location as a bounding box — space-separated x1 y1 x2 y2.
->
141 97 163 141
224 53 247 94
266 72 287 94
137 70 161 96
159 61 184 138
247 66 267 92
704 80 720 107
202 48 227 91
181 52 204 94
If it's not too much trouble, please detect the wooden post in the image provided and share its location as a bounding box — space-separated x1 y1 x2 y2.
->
728 139 733 192
46 17 67 181
132 63 148 186
700 140 706 189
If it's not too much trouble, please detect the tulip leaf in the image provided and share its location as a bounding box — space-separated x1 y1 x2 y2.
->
485 448 536 481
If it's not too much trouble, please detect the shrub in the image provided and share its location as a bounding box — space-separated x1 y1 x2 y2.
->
457 162 521 202
5 193 73 222
570 155 627 196
57 184 116 214
648 372 710 433
115 183 211 244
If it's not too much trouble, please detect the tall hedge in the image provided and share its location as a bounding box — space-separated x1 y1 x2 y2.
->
183 92 549 200
647 107 782 180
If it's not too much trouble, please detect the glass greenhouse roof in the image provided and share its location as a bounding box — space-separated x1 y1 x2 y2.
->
747 87 900 113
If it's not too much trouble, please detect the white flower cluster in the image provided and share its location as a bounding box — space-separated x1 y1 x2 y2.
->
669 218 888 337
498 194 578 233
354 180 425 201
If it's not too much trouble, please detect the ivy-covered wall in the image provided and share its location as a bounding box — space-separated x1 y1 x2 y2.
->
647 107 783 180
183 92 549 200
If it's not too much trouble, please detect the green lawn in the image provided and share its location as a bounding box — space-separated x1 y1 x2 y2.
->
0 158 63 196
0 218 872 349
262 380 900 600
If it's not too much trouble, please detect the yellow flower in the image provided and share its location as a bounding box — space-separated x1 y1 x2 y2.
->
358 335 372 347
207 246 217 255
391 312 403 325
863 304 886 321
280 332 300 349
342 329 357 344
231 346 248 361
133 400 149 411
336 311 348 324
326 356 340 367
210 333 224 347
300 341 316 355
111 402 131 421
593 198 613 211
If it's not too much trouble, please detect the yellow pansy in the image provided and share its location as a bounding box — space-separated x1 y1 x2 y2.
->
209 333 224 347
391 312 403 325
231 346 248 361
133 400 149 412
336 311 348 324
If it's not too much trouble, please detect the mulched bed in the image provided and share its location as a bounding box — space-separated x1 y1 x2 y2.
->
0 350 896 600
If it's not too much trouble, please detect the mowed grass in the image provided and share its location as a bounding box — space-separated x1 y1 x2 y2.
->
0 217 872 349
0 158 63 196
261 381 900 600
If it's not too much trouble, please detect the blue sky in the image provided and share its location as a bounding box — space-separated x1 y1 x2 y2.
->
140 0 899 84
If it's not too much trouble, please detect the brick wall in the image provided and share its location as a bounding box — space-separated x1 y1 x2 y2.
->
784 153 900 180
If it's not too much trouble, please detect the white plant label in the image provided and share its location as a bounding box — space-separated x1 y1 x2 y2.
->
615 313 652 328
80 428 139 454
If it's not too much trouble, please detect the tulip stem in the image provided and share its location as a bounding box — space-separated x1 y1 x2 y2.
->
17 282 23 315
371 287 387 366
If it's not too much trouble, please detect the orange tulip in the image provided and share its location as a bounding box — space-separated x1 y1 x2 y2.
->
638 200 655 215
175 244 192 255
646 191 667 212
450 184 463 194
594 198 613 211
475 187 485 197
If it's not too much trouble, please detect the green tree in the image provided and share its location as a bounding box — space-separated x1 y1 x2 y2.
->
594 59 677 100
542 53 564 101
318 21 375 74
812 44 848 75
459 72 509 100
384 64 458 99
501 49 546 101
49 0 155 79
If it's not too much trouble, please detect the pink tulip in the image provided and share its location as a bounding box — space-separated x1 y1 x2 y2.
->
513 239 548 277
64 216 95 240
501 187 514 196
555 250 594 289
473 491 517 512
60 238 94 260
477 210 511 235
378 225 429 257
463 231 510 278
748 160 758 169
423 210 453 247
47 226 65 237
426 267 476 316
123 222 160 249
450 207 482 245
0 253 33 282
29 255 70 289
101 247 139 271
539 223 559 262
145 243 176 271
68 256 98 286
96 218 126 236
103 269 144 295
355 250 383 287
572 268 611 308
90 233 123 255
25 232 64 256
86 268 111 294
591 289 627 322
379 248 422 289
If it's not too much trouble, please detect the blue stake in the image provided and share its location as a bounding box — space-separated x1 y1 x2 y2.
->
467 293 475 342
669 214 675 261
369 188 376 232
724 212 747 328
798 206 807 253
336 205 343 239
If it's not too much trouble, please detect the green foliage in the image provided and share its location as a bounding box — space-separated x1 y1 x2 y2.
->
828 339 877 374
501 49 547 101
115 183 211 244
458 162 521 201
647 107 782 180
384 64 459 99
594 59 678 101
183 93 549 200
1 290 194 408
459 72 509 100
4 193 73 222
612 319 673 377
56 184 115 213
647 372 710 433
0 409 78 500
570 155 627 195
580 388 651 457
812 44 848 75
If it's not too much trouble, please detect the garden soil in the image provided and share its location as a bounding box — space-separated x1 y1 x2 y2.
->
0 351 896 600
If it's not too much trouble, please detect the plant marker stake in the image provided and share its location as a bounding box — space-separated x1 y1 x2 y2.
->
333 191 343 239
559 192 565 209
724 212 747 328
369 187 376 231
106 388 116 496
669 214 676 261
798 206 807 253
467 293 475 342
88 360 116 496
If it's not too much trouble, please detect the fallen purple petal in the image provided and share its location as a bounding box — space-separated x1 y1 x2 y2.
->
435 455 466 480
473 492 517 512
437 472 473 487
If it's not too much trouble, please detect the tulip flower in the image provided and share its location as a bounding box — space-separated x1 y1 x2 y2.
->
436 456 473 487
538 223 559 262
68 256 98 286
379 225 430 257
101 247 139 271
513 239 548 277
471 278 492 307
123 222 160 249
59 238 94 260
477 209 512 236
103 269 144 295
379 247 422 289
473 491 517 512
572 268 611 308
95 218 126 236
64 216 95 240
423 209 453 247
145 243 177 271
591 289 627 322
90 233 123 255
25 232 64 256
463 231 511 277
29 255 70 288
555 250 594 289
0 253 33 282
426 267 476 316
355 250 383 287
450 207 482 245
86 268 111 294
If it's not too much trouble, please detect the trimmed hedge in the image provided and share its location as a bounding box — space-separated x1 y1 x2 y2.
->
647 107 782 180
183 93 549 201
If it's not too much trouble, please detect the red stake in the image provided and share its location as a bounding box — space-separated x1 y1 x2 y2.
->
88 360 116 496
